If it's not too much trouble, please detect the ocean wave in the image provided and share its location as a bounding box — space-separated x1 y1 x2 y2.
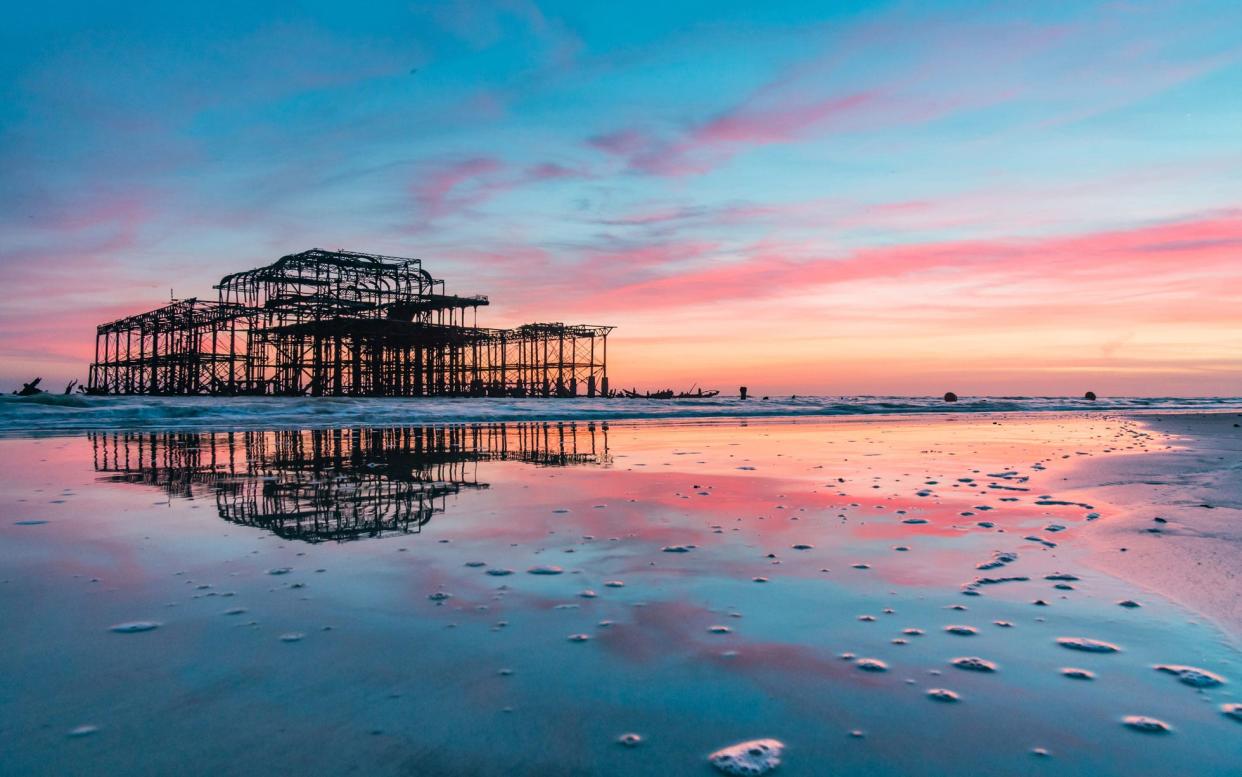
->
1 394 1240 436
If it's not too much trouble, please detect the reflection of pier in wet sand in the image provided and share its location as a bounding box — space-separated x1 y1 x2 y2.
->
89 423 610 542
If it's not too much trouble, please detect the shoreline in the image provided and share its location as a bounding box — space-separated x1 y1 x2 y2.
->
1063 411 1242 640
3 393 1240 437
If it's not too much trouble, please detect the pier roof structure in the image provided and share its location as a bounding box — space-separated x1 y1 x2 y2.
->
89 248 611 397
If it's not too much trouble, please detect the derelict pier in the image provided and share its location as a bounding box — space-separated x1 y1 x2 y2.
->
88 248 612 397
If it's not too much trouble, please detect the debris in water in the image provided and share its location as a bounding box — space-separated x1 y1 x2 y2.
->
618 732 644 747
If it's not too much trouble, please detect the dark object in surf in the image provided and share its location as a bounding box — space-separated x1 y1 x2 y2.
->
13 377 45 396
675 387 719 399
739 386 748 400
621 388 674 399
1084 391 1097 400
943 392 958 403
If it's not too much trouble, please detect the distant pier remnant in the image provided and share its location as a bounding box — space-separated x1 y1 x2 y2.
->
13 377 45 396
88 248 612 397
1084 391 1097 400
943 392 958 403
739 386 748 400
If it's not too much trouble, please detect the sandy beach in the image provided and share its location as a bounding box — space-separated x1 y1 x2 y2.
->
1066 412 1242 638
1 409 1238 776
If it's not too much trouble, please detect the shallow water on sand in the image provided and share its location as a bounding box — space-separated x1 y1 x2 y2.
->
0 416 1238 776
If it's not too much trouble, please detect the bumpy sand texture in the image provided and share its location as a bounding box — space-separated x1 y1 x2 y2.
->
708 739 784 775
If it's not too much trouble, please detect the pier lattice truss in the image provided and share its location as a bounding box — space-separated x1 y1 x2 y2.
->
88 249 612 397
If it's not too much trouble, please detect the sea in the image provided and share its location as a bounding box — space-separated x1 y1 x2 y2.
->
2 393 1240 435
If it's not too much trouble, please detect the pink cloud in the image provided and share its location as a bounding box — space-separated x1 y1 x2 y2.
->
692 92 878 146
587 83 979 177
583 14 1237 179
411 157 507 219
561 210 1242 313
410 156 592 226
478 239 722 323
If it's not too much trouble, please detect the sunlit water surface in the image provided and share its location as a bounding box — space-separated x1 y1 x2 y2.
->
0 415 1237 775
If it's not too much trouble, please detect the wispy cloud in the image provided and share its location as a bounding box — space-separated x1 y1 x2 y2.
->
409 156 592 227
562 209 1242 313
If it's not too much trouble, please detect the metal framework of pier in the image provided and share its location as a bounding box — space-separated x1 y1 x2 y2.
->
90 422 610 542
88 248 612 397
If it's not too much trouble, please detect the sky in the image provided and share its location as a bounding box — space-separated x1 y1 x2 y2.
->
2 0 1241 396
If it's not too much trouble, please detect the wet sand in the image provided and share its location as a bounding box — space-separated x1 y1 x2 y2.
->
1064 412 1242 638
1 414 1238 776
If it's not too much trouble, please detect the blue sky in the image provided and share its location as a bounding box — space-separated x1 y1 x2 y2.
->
2 1 1241 393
